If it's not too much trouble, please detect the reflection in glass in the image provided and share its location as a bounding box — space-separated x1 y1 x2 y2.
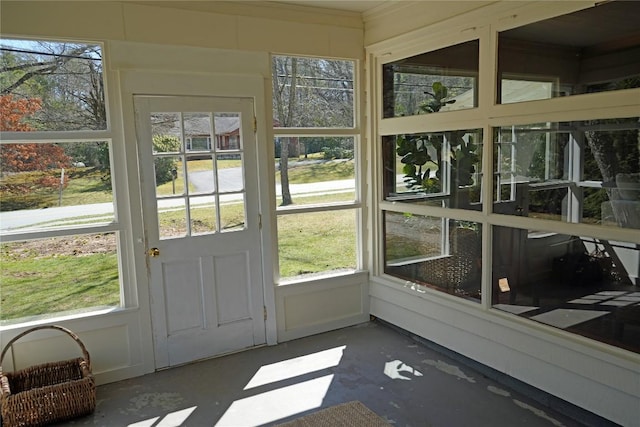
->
384 212 481 301
0 141 114 232
272 56 354 128
492 226 639 354
154 155 184 197
0 233 120 323
220 194 245 232
498 1 640 104
158 198 187 239
190 196 216 235
382 40 479 118
275 137 356 207
492 118 640 228
382 129 482 210
278 210 356 279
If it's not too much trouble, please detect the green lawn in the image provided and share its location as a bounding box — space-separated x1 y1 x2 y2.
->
1 158 357 321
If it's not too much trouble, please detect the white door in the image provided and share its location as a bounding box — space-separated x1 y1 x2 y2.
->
135 95 265 368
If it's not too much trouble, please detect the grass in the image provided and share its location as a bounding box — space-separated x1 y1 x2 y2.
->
2 158 357 320
1 237 120 321
277 209 356 277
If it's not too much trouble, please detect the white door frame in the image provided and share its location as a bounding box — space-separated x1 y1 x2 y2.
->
119 70 278 368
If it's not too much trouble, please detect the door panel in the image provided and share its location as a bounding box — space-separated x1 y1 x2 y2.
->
134 95 265 368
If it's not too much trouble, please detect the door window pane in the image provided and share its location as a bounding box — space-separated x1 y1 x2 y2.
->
190 196 217 235
158 198 187 239
382 40 479 118
384 212 482 302
498 2 640 104
493 227 639 354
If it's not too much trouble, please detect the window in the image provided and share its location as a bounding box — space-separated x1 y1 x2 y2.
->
493 118 640 228
375 1 640 354
497 1 640 104
382 40 479 118
382 129 483 210
272 55 360 281
384 212 482 301
0 38 123 324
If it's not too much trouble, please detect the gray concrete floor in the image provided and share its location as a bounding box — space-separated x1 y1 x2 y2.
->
61 321 607 427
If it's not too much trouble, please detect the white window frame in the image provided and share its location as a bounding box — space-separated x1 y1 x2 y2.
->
0 37 134 325
271 54 363 284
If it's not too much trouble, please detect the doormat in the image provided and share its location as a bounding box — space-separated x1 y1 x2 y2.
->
276 401 390 427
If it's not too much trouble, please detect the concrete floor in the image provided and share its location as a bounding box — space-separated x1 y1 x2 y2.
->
61 321 611 427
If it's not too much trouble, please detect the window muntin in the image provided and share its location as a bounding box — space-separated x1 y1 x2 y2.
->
272 55 354 128
0 39 107 131
382 40 479 118
497 1 640 104
383 129 483 210
384 212 482 302
273 55 359 282
493 227 639 354
493 118 640 229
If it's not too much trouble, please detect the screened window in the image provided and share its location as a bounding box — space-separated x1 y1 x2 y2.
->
0 38 122 324
272 55 360 281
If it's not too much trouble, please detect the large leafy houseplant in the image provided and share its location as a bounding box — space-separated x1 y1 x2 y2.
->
396 82 479 206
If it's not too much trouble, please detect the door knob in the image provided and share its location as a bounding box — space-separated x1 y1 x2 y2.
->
148 247 160 257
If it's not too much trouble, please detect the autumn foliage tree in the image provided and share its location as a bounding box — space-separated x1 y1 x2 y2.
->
0 94 71 210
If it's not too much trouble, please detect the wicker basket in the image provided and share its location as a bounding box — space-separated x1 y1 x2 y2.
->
0 325 96 427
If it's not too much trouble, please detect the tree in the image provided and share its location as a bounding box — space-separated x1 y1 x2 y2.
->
0 94 71 210
0 94 70 174
272 56 354 206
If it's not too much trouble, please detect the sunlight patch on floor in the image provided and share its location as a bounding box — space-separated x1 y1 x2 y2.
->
244 345 346 389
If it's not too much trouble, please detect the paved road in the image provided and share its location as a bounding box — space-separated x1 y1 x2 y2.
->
0 172 354 232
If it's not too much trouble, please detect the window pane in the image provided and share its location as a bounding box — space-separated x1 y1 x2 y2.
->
0 39 106 131
0 141 114 233
498 2 640 104
383 129 483 210
385 212 481 301
0 233 120 323
276 137 355 207
220 194 245 232
190 196 216 235
215 113 241 151
272 56 354 128
382 40 479 118
492 227 639 354
278 210 356 280
493 118 640 229
158 198 187 240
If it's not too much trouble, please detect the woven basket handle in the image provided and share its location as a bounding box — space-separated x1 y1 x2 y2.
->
0 325 91 371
